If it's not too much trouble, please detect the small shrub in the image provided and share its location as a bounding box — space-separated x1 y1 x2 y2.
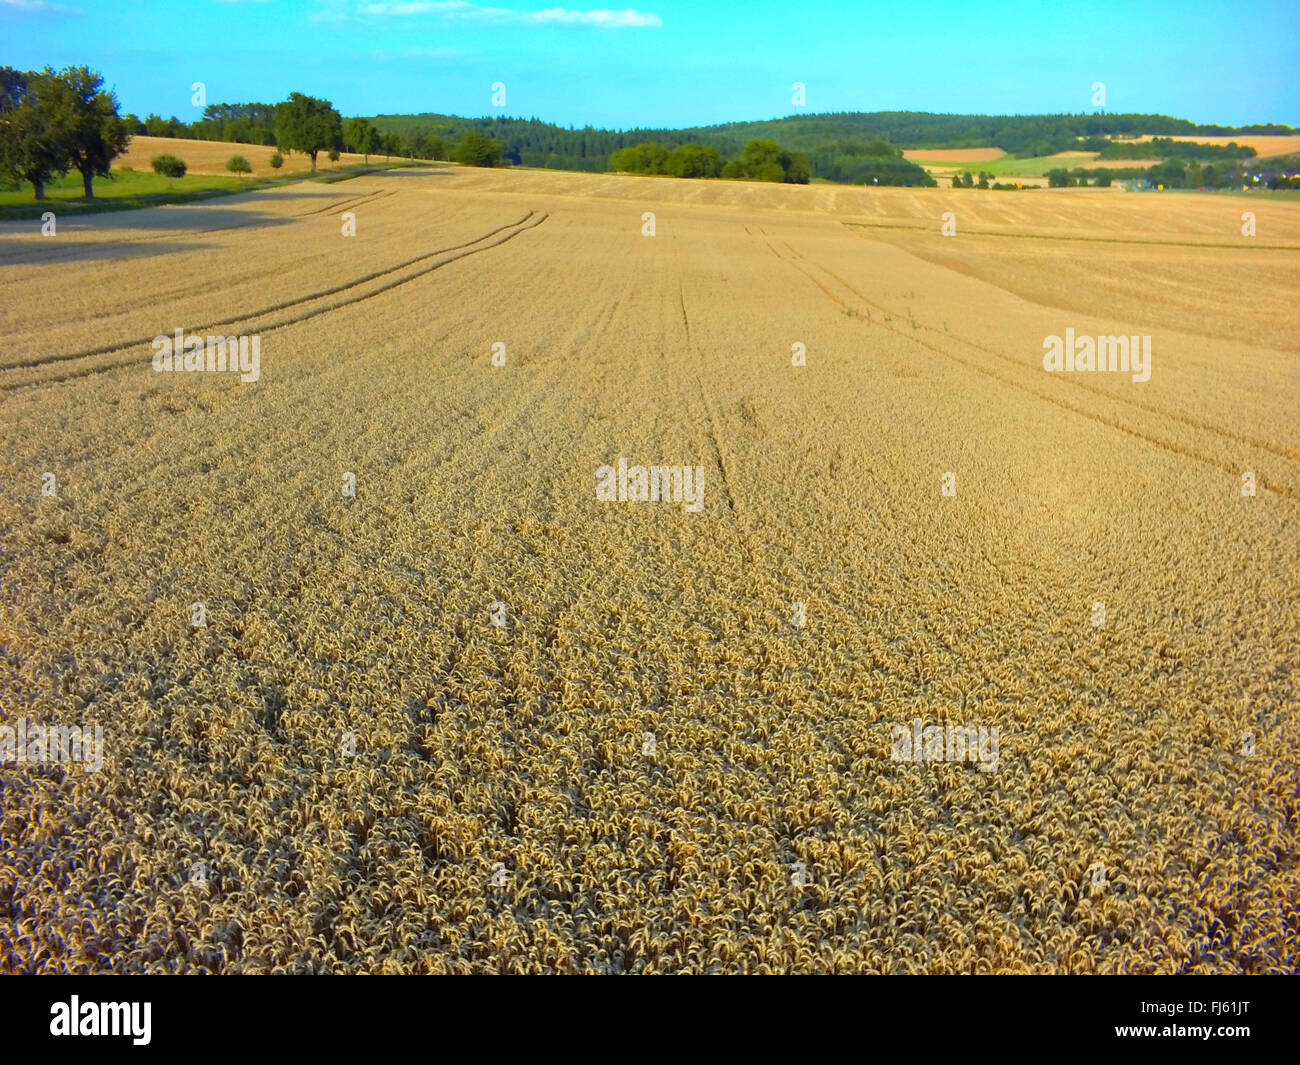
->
151 154 187 179
328 148 340 163
226 155 252 176
269 152 284 170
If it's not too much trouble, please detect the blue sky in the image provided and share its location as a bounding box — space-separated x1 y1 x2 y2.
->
2 0 1296 128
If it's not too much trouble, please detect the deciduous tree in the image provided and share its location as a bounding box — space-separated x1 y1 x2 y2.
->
275 93 342 172
45 65 131 198
454 130 502 168
0 67 67 201
346 116 376 163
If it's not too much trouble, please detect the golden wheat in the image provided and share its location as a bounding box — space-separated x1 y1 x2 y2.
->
0 163 1296 973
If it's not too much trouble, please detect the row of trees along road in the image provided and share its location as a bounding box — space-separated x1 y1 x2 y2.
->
0 66 351 199
343 118 499 165
344 117 408 164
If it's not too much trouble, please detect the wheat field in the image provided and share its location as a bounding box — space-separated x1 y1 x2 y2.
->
0 162 1296 973
1124 133 1300 158
116 135 373 175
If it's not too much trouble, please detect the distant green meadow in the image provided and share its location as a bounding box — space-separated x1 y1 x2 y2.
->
908 154 1095 177
1 168 246 206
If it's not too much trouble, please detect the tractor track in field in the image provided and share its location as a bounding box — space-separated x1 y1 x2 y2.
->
1 211 550 392
299 187 396 217
0 192 422 324
757 227 1299 500
3 210 539 370
838 226 1300 462
829 254 1300 465
812 240 1300 466
671 226 758 566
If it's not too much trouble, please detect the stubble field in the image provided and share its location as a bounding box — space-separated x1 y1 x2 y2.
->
115 135 373 175
1 162 1296 973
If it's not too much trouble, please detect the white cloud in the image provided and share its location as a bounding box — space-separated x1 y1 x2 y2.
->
523 7 661 26
357 2 662 27
0 0 83 14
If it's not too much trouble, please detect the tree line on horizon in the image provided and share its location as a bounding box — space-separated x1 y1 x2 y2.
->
0 67 359 199
136 108 1296 173
691 111 1295 158
1093 136 1258 161
0 67 517 201
5 65 1294 200
609 139 814 183
607 136 937 187
135 102 944 186
1045 156 1300 190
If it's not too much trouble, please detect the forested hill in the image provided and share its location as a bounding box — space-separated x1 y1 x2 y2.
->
675 112 1294 155
367 110 1296 172
367 113 677 171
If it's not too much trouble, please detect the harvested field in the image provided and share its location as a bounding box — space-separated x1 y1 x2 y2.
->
902 147 1007 163
116 135 372 176
1 164 1297 974
1054 148 1293 171
1070 157 1154 170
1119 134 1300 158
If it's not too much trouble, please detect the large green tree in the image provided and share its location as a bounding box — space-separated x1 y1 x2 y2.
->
0 68 69 201
0 66 24 111
739 138 785 181
728 139 809 183
664 143 723 178
609 141 669 174
453 130 502 168
44 66 131 198
410 132 446 161
782 148 811 184
275 93 342 172
345 116 378 163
